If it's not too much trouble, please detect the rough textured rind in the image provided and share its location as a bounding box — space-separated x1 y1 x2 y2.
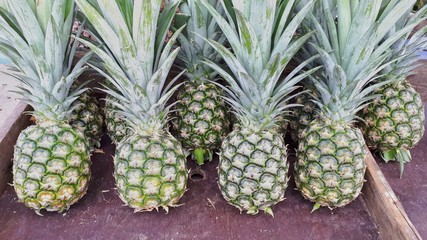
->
218 127 289 215
13 123 91 212
104 96 131 144
114 132 188 212
288 91 318 143
70 92 104 148
295 119 366 208
172 82 230 152
361 81 425 151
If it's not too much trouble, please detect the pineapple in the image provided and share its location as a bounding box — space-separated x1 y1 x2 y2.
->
360 5 427 177
76 0 188 212
70 91 104 148
0 0 92 213
294 0 420 209
170 0 230 165
68 26 103 148
197 0 317 215
287 34 330 143
104 95 131 144
288 87 319 143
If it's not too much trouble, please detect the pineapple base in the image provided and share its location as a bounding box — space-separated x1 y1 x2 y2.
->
114 132 188 212
295 119 366 208
13 123 91 213
172 82 230 163
218 127 289 216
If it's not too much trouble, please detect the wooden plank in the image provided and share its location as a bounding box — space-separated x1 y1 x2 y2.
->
0 102 30 196
0 66 31 196
362 150 422 240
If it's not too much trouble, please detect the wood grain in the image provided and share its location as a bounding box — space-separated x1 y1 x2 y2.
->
0 102 30 196
362 150 422 240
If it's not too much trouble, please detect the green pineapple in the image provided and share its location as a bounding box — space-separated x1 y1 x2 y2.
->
173 82 230 164
297 119 367 208
361 81 425 175
170 0 230 165
69 20 104 148
294 0 419 209
288 87 319 143
0 0 92 213
360 5 427 177
70 91 104 148
13 123 90 213
197 0 317 215
104 95 131 144
76 0 188 212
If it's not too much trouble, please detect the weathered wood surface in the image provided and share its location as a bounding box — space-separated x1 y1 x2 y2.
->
0 103 30 195
362 151 422 240
0 66 30 195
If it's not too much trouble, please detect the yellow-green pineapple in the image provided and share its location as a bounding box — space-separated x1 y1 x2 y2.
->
288 87 319 143
76 0 188 212
197 0 317 215
104 95 131 144
70 91 104 148
360 5 427 177
68 22 104 148
0 0 92 213
295 0 419 209
170 0 230 165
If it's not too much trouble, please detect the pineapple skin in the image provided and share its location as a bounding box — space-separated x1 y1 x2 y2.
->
361 81 425 151
289 91 318 143
172 82 230 155
104 96 131 144
13 123 91 212
218 126 288 215
295 119 366 208
114 132 188 212
69 92 104 148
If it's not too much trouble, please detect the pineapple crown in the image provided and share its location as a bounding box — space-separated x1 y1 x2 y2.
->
0 0 91 123
381 4 427 80
75 0 185 133
172 0 226 82
298 0 420 124
196 0 319 131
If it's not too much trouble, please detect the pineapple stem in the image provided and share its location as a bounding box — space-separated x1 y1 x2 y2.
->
381 149 412 178
311 203 321 213
397 150 412 179
381 150 396 163
194 148 207 166
264 207 274 217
